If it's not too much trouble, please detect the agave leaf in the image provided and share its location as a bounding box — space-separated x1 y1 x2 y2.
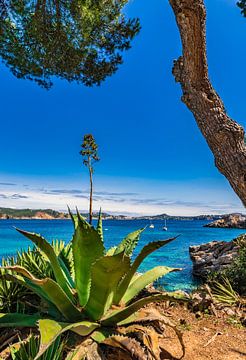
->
118 324 160 360
91 328 114 343
85 252 130 321
122 266 180 304
65 340 103 360
103 335 147 360
0 313 40 327
72 209 105 307
31 278 83 322
158 316 185 358
114 228 145 256
96 208 104 243
68 207 78 228
118 307 166 326
1 273 52 303
15 228 74 301
3 268 82 322
1 273 62 318
57 257 75 289
106 246 117 256
102 292 188 326
114 237 177 304
36 319 99 359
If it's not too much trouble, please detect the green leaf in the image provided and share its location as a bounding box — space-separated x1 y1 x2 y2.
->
72 209 105 307
113 237 177 304
1 273 61 318
31 278 83 322
102 292 188 326
121 266 180 304
96 208 103 243
85 252 130 321
1 272 51 303
106 246 117 256
0 313 40 328
3 267 82 322
16 228 74 301
58 257 75 289
36 319 99 359
114 228 145 256
91 328 113 343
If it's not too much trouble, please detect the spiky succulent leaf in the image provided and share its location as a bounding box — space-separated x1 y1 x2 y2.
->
103 335 147 360
114 228 145 256
85 252 130 320
102 292 187 326
36 319 99 359
57 257 75 289
30 278 83 322
91 328 114 343
96 208 104 243
122 266 180 304
106 246 117 256
3 267 82 321
72 209 105 307
16 228 73 301
10 334 64 360
0 313 40 327
1 272 52 303
114 237 177 304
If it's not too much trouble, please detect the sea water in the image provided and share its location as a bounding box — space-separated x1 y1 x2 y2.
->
0 219 244 292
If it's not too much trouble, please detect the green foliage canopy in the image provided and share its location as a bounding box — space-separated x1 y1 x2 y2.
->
237 0 246 17
0 0 140 88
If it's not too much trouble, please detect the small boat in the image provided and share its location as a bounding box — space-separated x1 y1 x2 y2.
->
149 224 154 229
162 219 168 231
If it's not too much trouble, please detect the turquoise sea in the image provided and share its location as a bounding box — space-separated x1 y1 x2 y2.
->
0 219 245 292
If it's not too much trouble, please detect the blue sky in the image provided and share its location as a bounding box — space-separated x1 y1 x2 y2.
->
0 0 245 215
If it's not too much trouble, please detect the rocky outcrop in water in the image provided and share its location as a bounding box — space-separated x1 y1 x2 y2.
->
204 213 246 229
189 239 241 278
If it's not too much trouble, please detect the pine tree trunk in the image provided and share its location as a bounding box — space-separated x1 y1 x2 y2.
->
169 0 246 206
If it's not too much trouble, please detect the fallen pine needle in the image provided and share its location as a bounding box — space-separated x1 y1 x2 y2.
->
204 332 222 347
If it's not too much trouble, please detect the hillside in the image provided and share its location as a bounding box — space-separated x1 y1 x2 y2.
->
0 207 226 220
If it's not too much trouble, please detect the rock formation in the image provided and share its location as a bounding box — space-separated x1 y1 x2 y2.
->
204 213 246 229
189 238 243 278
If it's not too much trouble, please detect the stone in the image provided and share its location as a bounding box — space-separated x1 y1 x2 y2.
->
204 213 246 229
189 235 245 278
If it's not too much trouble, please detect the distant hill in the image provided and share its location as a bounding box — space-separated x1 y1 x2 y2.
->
0 208 69 219
131 213 222 221
0 207 229 221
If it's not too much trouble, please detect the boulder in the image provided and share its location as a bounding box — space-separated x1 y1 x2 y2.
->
189 239 242 278
204 213 246 229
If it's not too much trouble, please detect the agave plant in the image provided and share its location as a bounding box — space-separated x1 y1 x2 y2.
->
0 209 187 359
0 240 73 313
210 276 242 306
10 334 65 360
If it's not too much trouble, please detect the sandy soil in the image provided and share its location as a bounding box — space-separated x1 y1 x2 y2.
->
157 305 246 360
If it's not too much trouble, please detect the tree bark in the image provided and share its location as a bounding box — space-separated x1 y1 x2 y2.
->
89 168 93 224
169 0 246 207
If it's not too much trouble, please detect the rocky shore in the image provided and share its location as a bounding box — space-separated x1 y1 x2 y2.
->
189 238 242 278
204 213 246 229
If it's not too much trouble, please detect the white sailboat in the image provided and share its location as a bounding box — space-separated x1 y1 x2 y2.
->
149 222 154 229
162 219 168 231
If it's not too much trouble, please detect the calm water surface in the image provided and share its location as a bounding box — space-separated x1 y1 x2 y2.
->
0 219 244 292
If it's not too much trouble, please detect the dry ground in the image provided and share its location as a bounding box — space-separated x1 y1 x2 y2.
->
157 304 246 360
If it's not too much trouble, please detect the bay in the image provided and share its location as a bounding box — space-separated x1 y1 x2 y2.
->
0 219 244 292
